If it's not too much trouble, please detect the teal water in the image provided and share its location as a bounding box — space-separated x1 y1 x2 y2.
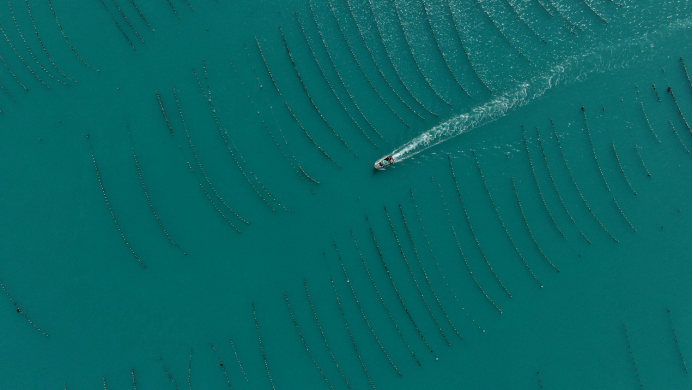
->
0 0 690 388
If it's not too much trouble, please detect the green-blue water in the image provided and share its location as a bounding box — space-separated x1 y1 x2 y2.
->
0 0 690 388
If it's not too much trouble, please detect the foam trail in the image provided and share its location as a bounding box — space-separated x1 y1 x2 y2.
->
375 18 690 169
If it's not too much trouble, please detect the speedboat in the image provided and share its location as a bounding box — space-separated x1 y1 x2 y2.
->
374 155 395 170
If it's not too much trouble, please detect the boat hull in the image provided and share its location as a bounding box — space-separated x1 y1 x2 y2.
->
374 155 395 170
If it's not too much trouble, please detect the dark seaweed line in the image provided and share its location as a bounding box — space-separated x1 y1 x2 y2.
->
680 57 691 88
279 26 356 156
0 54 29 90
330 278 377 390
297 11 375 146
446 0 493 92
546 0 582 32
365 0 438 117
285 101 342 167
334 242 402 376
535 372 544 389
129 0 152 28
296 152 320 184
582 108 636 232
246 47 332 182
409 189 484 331
511 178 561 273
8 0 65 83
161 359 179 390
350 231 422 366
652 83 661 102
252 302 277 390
667 309 689 373
177 147 243 233
296 11 380 147
520 126 564 242
399 203 464 340
229 337 249 382
448 158 513 298
231 53 318 184
157 91 174 135
319 2 397 137
669 120 690 153
193 68 284 212
639 101 661 143
185 161 243 232
0 52 28 91
304 279 353 389
531 125 590 243
48 0 94 69
164 0 179 17
209 344 234 389
250 302 277 390
0 21 47 88
0 79 15 100
173 86 249 228
473 150 547 282
267 115 320 184
343 0 426 120
87 135 146 268
535 0 553 17
392 0 453 106
667 86 691 132
181 0 194 11
130 141 186 255
580 0 610 24
255 38 282 95
550 121 618 242
633 145 651 178
132 368 138 390
384 206 450 346
474 0 532 62
622 324 643 388
410 189 459 302
25 0 76 82
611 142 638 195
505 0 548 43
111 0 145 43
187 349 193 390
237 51 319 184
368 220 437 355
0 277 49 336
239 49 323 185
98 0 136 50
284 292 335 389
421 0 472 98
437 177 502 314
200 62 287 211
322 0 412 127
202 57 212 95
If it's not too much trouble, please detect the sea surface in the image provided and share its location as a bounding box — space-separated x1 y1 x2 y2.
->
0 0 690 389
